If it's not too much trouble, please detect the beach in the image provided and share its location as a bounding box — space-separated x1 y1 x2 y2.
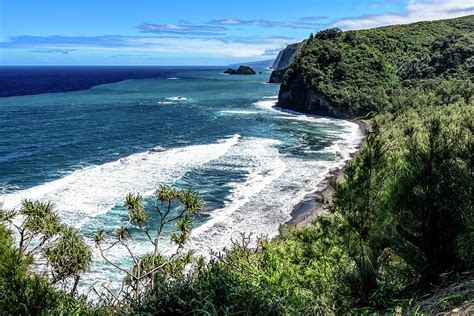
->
287 119 370 227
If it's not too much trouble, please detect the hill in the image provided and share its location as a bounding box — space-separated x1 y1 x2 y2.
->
279 15 473 117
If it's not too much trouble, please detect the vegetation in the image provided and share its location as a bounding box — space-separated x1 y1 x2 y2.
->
284 15 473 116
0 186 203 314
1 16 473 314
0 202 93 314
94 186 203 310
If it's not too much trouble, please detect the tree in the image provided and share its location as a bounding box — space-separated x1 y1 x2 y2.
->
44 227 92 294
331 134 389 304
315 27 342 40
0 200 91 292
0 205 92 314
392 118 472 282
95 185 203 305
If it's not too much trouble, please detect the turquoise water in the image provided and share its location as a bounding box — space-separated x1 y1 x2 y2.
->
0 68 362 289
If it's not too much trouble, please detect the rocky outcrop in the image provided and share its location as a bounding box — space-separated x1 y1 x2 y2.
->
269 43 300 83
273 42 347 117
224 65 256 75
278 73 348 118
269 69 286 83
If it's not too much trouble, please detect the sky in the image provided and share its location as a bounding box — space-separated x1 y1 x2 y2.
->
0 0 472 65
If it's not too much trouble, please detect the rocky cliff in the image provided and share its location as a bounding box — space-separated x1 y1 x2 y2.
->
276 16 474 119
269 43 300 83
278 72 348 118
271 42 346 117
271 43 299 70
273 41 350 118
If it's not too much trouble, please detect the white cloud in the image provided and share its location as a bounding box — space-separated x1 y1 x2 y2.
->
124 37 288 58
209 18 322 29
333 0 474 30
138 23 226 35
1 35 295 59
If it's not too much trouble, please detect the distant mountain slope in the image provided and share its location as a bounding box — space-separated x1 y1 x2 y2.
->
278 15 474 117
269 43 301 83
271 43 300 70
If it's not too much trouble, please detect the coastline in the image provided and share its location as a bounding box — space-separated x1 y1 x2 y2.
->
286 119 370 227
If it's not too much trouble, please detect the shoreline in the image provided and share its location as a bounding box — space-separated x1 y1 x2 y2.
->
285 119 370 227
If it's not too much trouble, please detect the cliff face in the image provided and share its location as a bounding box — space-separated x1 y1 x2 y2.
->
272 42 347 117
269 43 300 83
271 43 299 70
278 73 348 118
269 69 286 83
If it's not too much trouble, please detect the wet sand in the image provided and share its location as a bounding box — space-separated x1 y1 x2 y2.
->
286 119 370 228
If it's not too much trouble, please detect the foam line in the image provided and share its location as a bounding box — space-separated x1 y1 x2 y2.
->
219 110 260 115
190 138 285 238
0 135 240 228
166 96 187 101
254 96 363 161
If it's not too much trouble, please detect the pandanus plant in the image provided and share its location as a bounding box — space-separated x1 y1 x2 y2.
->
94 185 203 304
0 200 91 295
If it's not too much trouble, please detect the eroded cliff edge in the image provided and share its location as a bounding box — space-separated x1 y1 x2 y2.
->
271 40 350 118
278 72 349 118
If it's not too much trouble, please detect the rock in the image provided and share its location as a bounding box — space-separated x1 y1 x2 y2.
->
269 69 286 83
236 65 256 74
149 146 166 153
224 65 256 75
224 68 237 74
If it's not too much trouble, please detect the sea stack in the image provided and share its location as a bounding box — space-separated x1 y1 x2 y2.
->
224 65 256 75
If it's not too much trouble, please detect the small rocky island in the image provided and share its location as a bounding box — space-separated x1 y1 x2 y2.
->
224 65 256 75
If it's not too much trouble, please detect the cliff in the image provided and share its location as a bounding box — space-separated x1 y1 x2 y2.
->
269 43 300 83
271 43 299 70
277 15 473 118
278 72 348 118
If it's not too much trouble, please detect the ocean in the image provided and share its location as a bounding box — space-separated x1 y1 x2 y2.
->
0 66 362 290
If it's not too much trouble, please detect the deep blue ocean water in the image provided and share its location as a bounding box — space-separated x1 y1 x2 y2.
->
0 66 362 289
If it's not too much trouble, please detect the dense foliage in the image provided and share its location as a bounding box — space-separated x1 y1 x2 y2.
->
1 16 473 314
284 15 473 116
0 205 93 314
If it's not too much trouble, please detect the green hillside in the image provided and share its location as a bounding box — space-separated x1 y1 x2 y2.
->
283 15 473 115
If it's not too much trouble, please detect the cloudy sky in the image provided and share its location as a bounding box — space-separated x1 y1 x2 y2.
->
0 0 472 65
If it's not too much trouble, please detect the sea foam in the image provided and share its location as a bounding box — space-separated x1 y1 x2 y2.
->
0 135 240 228
166 96 187 101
